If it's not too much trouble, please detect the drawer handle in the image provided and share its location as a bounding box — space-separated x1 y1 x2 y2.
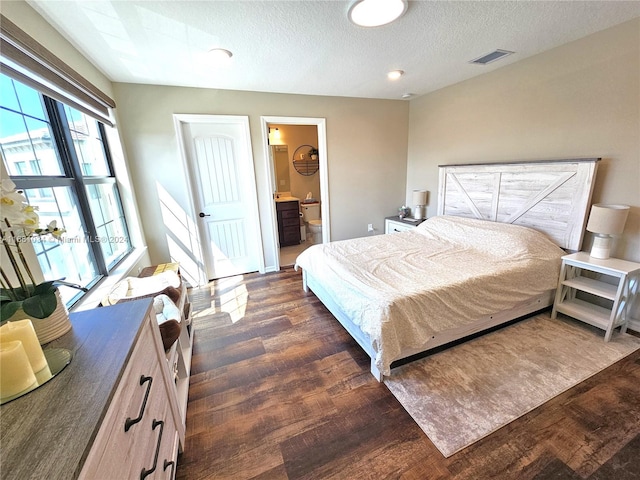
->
163 459 175 477
140 419 164 479
124 375 153 432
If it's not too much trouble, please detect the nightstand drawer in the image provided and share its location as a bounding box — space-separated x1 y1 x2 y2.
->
384 216 425 234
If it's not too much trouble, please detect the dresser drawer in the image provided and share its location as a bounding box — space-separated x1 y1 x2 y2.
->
155 405 180 479
279 209 300 220
80 320 178 479
281 216 300 227
276 200 299 211
136 395 179 479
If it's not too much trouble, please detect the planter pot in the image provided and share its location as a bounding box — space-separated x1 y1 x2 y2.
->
6 290 72 345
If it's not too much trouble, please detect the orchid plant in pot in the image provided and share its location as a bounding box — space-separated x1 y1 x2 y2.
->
0 179 71 343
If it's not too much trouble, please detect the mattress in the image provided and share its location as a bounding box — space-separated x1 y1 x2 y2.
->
295 215 565 375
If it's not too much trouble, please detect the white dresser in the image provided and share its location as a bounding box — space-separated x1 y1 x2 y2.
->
0 300 183 479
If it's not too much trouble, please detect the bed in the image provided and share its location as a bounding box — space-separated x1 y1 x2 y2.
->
295 159 600 380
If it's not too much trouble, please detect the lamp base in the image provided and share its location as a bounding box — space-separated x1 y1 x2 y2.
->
413 205 425 220
590 234 612 259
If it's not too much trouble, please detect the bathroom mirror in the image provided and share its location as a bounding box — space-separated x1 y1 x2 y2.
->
292 144 319 176
272 145 290 192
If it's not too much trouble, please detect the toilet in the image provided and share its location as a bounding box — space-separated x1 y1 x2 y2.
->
301 202 322 244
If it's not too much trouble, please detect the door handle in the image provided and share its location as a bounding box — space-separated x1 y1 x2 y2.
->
199 212 210 218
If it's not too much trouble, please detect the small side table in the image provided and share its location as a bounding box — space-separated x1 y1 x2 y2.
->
551 252 640 341
138 261 180 278
385 216 426 234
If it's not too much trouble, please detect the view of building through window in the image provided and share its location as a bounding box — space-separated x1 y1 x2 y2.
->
0 74 131 306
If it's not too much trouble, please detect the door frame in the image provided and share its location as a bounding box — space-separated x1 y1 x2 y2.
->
260 116 329 271
173 114 265 282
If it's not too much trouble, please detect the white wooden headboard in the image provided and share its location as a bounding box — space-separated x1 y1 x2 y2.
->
437 158 599 251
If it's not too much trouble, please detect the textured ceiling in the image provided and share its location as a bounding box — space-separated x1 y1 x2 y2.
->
27 0 640 100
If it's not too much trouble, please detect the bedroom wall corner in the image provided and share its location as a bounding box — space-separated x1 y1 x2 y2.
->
406 18 640 323
111 83 409 274
2 0 150 283
2 0 115 99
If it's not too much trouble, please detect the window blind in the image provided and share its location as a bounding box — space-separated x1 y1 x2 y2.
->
0 14 116 126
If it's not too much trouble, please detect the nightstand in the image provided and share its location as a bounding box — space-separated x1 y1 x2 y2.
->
551 252 640 341
385 216 426 234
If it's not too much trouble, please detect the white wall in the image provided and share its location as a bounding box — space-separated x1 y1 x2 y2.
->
2 1 151 308
2 0 114 99
407 18 640 321
111 83 409 272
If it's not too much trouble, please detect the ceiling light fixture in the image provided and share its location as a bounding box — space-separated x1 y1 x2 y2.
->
208 48 233 65
268 127 282 145
348 0 408 27
387 69 404 80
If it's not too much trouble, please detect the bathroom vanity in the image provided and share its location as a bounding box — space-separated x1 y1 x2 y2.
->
276 198 301 247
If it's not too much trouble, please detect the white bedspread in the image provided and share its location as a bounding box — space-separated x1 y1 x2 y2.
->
295 215 564 375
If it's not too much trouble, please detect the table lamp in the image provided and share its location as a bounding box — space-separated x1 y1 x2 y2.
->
586 204 630 259
412 190 428 220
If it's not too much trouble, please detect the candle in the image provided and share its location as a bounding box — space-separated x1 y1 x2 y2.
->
0 340 37 399
0 320 48 373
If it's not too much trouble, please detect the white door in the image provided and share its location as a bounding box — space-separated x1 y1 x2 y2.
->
181 117 262 280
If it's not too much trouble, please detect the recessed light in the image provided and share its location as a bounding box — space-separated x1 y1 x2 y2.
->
208 48 233 64
401 93 413 99
387 70 404 80
348 0 408 27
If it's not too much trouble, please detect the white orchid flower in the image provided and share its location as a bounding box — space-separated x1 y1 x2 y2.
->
1 187 39 231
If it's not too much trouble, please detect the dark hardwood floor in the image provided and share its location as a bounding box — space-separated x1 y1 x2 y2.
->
176 269 640 479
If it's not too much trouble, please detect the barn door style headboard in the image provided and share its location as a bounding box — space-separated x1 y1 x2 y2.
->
437 158 600 251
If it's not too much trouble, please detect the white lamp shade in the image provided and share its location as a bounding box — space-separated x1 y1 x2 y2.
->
586 204 630 235
412 190 428 206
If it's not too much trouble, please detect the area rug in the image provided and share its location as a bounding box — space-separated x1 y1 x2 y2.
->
384 314 640 457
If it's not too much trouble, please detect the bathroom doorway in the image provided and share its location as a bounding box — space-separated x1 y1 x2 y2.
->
260 116 329 270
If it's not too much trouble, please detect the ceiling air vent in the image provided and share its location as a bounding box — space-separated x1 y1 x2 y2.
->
469 49 514 65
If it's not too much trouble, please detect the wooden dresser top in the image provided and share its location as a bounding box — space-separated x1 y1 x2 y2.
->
0 299 152 479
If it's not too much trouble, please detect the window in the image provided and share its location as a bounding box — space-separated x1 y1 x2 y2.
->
0 74 131 306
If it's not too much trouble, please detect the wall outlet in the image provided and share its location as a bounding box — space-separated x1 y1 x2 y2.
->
367 223 374 232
